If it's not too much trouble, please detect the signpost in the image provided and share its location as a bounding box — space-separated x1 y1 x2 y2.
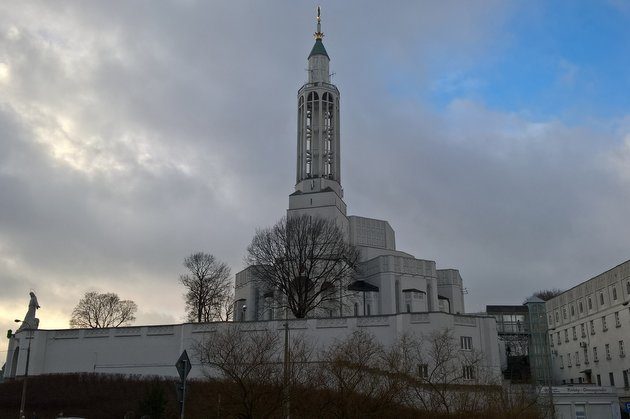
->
175 350 192 419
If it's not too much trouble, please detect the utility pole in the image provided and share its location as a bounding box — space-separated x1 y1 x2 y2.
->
15 321 32 419
283 307 290 419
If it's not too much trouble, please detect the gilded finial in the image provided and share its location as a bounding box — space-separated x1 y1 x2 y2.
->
314 6 324 40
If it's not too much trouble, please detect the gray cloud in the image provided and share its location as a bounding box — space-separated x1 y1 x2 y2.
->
0 1 628 354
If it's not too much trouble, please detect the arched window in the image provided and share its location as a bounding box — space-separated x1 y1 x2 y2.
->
305 92 318 177
321 92 335 178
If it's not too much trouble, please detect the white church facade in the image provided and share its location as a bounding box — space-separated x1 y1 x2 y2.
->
3 12 501 382
235 8 465 324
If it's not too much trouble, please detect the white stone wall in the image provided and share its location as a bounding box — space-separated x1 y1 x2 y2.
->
437 269 465 314
4 312 501 382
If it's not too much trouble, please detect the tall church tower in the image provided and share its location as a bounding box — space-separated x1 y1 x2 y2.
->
288 7 348 229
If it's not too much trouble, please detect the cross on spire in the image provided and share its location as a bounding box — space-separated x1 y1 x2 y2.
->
314 6 324 40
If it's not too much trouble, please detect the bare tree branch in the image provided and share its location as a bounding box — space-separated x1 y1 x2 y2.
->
69 291 137 328
180 252 232 322
245 215 359 318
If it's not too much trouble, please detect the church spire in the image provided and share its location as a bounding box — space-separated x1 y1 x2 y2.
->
308 6 329 60
294 6 341 196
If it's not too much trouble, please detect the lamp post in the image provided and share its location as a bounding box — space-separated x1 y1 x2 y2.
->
14 319 33 419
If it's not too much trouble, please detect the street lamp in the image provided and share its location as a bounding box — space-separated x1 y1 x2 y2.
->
14 319 33 419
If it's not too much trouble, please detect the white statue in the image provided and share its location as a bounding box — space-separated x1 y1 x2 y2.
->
16 291 40 332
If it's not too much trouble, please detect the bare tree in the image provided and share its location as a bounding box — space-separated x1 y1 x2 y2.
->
195 326 313 419
69 291 137 328
217 290 235 322
180 252 232 322
245 215 359 318
317 329 405 418
379 329 491 415
532 288 563 301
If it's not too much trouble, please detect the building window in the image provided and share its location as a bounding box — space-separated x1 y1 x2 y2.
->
572 326 577 340
418 364 428 379
609 372 615 386
549 333 554 347
460 336 473 350
624 370 629 388
596 374 601 386
354 303 358 316
406 304 411 313
564 329 569 342
563 308 567 319
575 404 586 419
590 320 595 335
462 365 475 380
548 314 553 324
555 311 559 322
560 355 564 368
588 297 593 310
557 332 561 345
567 352 572 367
627 281 630 295
575 351 580 366
570 305 575 317
620 340 625 358
613 287 618 301
578 301 583 313
583 347 589 364
605 344 611 360
580 323 586 338
600 292 605 306
615 311 621 327
602 316 608 331
593 347 599 362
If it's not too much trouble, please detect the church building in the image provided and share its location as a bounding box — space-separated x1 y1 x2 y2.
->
235 9 465 322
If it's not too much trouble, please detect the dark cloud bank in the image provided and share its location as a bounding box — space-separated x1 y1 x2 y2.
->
0 2 628 355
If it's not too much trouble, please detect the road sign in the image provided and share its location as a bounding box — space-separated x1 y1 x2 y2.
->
175 350 192 381
624 401 630 413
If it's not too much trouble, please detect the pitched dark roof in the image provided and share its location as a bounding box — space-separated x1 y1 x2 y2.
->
308 39 329 59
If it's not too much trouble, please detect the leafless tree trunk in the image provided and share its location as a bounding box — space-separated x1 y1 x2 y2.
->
245 215 359 319
180 252 232 322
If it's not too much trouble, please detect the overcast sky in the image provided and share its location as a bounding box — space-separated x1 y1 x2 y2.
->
1 1 630 358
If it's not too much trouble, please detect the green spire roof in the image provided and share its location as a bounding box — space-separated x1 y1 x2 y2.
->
308 38 329 59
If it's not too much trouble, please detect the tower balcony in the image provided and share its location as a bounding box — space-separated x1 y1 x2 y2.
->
298 82 339 96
